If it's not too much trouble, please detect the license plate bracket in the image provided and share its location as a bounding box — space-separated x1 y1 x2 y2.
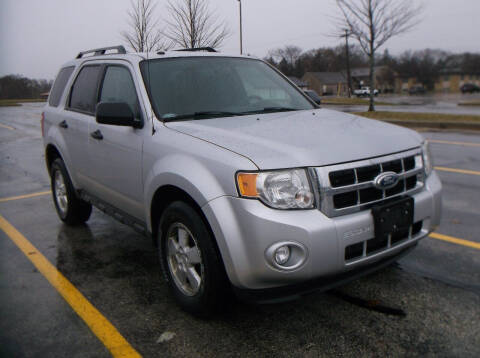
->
372 197 414 238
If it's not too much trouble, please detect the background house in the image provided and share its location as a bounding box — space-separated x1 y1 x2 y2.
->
301 67 395 96
434 69 480 93
395 69 480 93
349 66 396 93
287 76 308 90
302 72 347 96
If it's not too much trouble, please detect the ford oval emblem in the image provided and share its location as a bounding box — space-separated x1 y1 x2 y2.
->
374 172 400 190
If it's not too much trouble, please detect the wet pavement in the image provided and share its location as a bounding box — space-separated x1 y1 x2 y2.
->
1 103 479 357
326 93 480 115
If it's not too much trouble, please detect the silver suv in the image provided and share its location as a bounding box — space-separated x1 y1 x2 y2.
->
42 45 442 316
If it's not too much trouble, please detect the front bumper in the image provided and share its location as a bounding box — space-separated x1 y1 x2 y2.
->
202 171 442 291
233 244 416 303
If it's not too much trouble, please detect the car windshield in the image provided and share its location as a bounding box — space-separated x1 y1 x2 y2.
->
140 56 314 121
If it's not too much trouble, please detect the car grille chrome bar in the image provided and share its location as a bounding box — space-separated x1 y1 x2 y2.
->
313 148 425 218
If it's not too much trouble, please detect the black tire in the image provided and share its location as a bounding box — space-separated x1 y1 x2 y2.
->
50 158 92 225
158 201 229 317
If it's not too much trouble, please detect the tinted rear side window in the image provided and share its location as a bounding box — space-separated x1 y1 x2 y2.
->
69 65 101 114
48 66 75 107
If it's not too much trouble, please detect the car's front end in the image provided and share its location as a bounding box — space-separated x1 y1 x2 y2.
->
201 142 441 301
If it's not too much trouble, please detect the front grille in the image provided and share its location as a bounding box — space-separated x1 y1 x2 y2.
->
314 149 425 217
331 156 417 210
329 169 355 187
345 221 423 261
357 164 381 182
333 192 358 208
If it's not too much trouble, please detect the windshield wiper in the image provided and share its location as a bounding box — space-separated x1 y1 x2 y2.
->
163 108 299 122
163 111 240 122
242 107 298 115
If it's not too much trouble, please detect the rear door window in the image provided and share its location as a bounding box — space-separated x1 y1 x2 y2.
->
69 65 102 114
49 66 75 107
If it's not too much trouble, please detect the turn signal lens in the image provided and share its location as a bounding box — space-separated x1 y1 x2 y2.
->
237 173 258 197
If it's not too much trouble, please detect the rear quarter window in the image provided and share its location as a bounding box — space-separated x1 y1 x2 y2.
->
68 65 102 114
48 66 75 107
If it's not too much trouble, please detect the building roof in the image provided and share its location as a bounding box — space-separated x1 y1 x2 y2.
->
350 68 370 77
288 76 308 87
348 66 388 78
304 72 346 84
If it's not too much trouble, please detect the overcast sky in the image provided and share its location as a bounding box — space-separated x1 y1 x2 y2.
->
0 0 478 79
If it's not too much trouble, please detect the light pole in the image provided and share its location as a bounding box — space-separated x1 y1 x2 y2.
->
237 0 243 54
341 29 353 97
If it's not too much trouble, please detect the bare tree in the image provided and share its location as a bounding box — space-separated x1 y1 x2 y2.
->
335 0 423 111
269 45 303 67
164 0 230 49
122 0 168 52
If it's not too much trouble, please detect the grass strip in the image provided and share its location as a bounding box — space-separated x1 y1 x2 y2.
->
354 111 480 123
0 99 47 107
458 100 480 106
322 97 394 106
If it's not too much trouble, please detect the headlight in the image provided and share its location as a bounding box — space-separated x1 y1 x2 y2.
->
422 141 433 176
237 169 315 209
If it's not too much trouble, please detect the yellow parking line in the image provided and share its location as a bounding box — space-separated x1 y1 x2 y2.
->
0 215 142 358
428 139 480 147
434 166 480 176
0 191 51 203
430 232 480 250
0 122 15 130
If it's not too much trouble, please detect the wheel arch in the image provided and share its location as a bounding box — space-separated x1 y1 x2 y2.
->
45 144 63 174
150 185 204 245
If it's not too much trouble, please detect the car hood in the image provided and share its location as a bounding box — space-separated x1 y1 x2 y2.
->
164 108 423 169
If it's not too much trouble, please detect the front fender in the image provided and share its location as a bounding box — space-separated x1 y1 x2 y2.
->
144 152 255 233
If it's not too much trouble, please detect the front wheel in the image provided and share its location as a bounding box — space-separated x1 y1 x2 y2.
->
51 158 92 225
158 201 229 317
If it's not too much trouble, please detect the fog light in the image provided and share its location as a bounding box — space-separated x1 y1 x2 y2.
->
274 245 291 265
266 241 307 271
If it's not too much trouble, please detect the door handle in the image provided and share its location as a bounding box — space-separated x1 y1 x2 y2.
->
90 130 103 140
59 120 68 129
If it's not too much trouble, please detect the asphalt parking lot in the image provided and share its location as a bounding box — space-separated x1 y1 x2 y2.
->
1 103 479 357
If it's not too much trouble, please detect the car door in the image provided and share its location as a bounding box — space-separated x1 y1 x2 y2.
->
63 65 103 188
87 63 145 220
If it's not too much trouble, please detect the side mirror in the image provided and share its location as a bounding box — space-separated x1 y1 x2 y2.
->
303 90 321 106
96 102 141 128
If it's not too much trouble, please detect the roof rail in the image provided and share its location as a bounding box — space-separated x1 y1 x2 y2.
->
175 47 217 53
76 45 127 59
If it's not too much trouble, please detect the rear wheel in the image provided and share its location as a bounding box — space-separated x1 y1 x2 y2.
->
158 201 229 317
51 158 92 225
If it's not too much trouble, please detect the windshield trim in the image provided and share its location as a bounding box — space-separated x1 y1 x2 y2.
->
139 56 317 122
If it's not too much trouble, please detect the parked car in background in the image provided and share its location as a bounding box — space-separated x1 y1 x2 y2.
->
460 83 480 94
354 86 379 97
303 89 321 105
408 85 426 95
